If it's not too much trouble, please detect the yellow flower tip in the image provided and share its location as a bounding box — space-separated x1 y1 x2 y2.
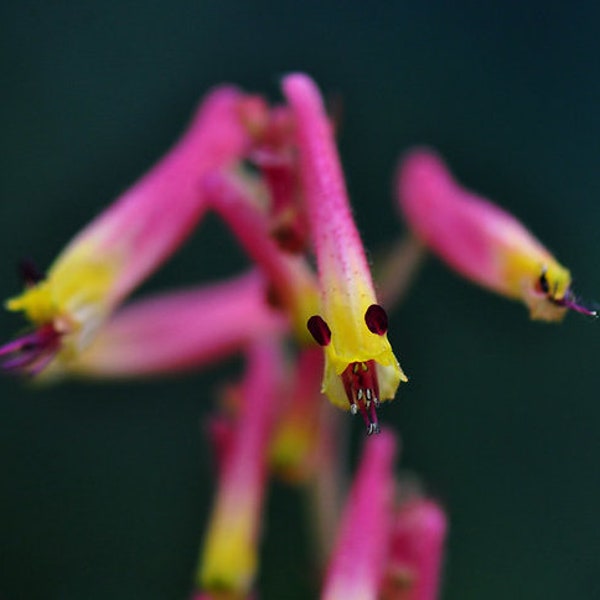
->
269 417 316 483
528 270 570 323
5 282 56 325
398 148 597 322
198 507 257 598
8 248 117 331
506 251 596 321
307 304 407 434
2 246 121 376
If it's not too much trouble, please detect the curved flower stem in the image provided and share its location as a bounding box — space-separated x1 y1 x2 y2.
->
374 234 427 311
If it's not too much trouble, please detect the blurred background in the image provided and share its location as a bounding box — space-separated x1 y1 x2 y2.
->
1 1 599 598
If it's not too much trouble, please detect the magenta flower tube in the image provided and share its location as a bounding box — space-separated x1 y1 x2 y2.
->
283 73 406 434
382 498 447 600
322 429 397 600
397 148 594 320
197 337 284 596
203 171 319 342
2 86 252 377
71 271 286 378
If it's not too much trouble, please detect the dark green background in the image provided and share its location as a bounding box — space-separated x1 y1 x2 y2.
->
1 2 599 598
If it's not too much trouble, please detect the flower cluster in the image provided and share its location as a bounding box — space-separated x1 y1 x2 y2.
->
1 73 593 598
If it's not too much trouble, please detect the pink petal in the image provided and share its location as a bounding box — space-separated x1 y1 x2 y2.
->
72 271 286 377
204 171 318 341
396 148 554 297
197 337 285 595
322 429 398 600
60 86 253 308
282 73 375 301
382 498 447 600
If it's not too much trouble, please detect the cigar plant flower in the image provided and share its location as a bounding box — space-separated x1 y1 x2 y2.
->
0 87 253 378
283 73 407 434
397 148 596 321
1 72 593 599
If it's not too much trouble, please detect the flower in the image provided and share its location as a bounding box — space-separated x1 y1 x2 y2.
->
282 73 407 434
321 429 397 600
3 72 593 600
268 346 324 482
196 337 284 597
397 148 596 321
1 87 253 377
69 270 286 378
381 497 447 600
202 171 319 342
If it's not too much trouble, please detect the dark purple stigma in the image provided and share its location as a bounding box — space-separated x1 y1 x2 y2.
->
341 359 381 435
0 324 61 376
552 289 598 317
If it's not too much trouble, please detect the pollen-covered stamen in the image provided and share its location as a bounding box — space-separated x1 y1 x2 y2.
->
307 315 332 346
364 304 389 335
341 359 381 435
0 324 61 375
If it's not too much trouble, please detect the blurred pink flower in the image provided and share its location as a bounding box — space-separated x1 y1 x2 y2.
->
1 86 253 377
397 148 595 320
196 337 285 597
4 71 592 600
322 429 397 600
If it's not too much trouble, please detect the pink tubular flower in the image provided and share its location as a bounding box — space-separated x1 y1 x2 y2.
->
381 498 447 600
68 271 286 378
1 87 253 377
397 148 595 321
202 171 319 342
282 73 406 434
269 346 324 482
321 429 397 600
197 337 284 597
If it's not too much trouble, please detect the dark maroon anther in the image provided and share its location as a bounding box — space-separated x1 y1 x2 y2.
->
364 304 388 335
307 315 332 346
18 258 44 287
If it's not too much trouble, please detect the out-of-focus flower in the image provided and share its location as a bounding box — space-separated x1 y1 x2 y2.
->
269 346 324 482
321 429 397 600
283 73 407 434
0 87 253 378
69 270 286 378
381 497 447 600
244 99 309 254
197 337 284 598
397 148 595 321
3 72 593 600
202 171 319 342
